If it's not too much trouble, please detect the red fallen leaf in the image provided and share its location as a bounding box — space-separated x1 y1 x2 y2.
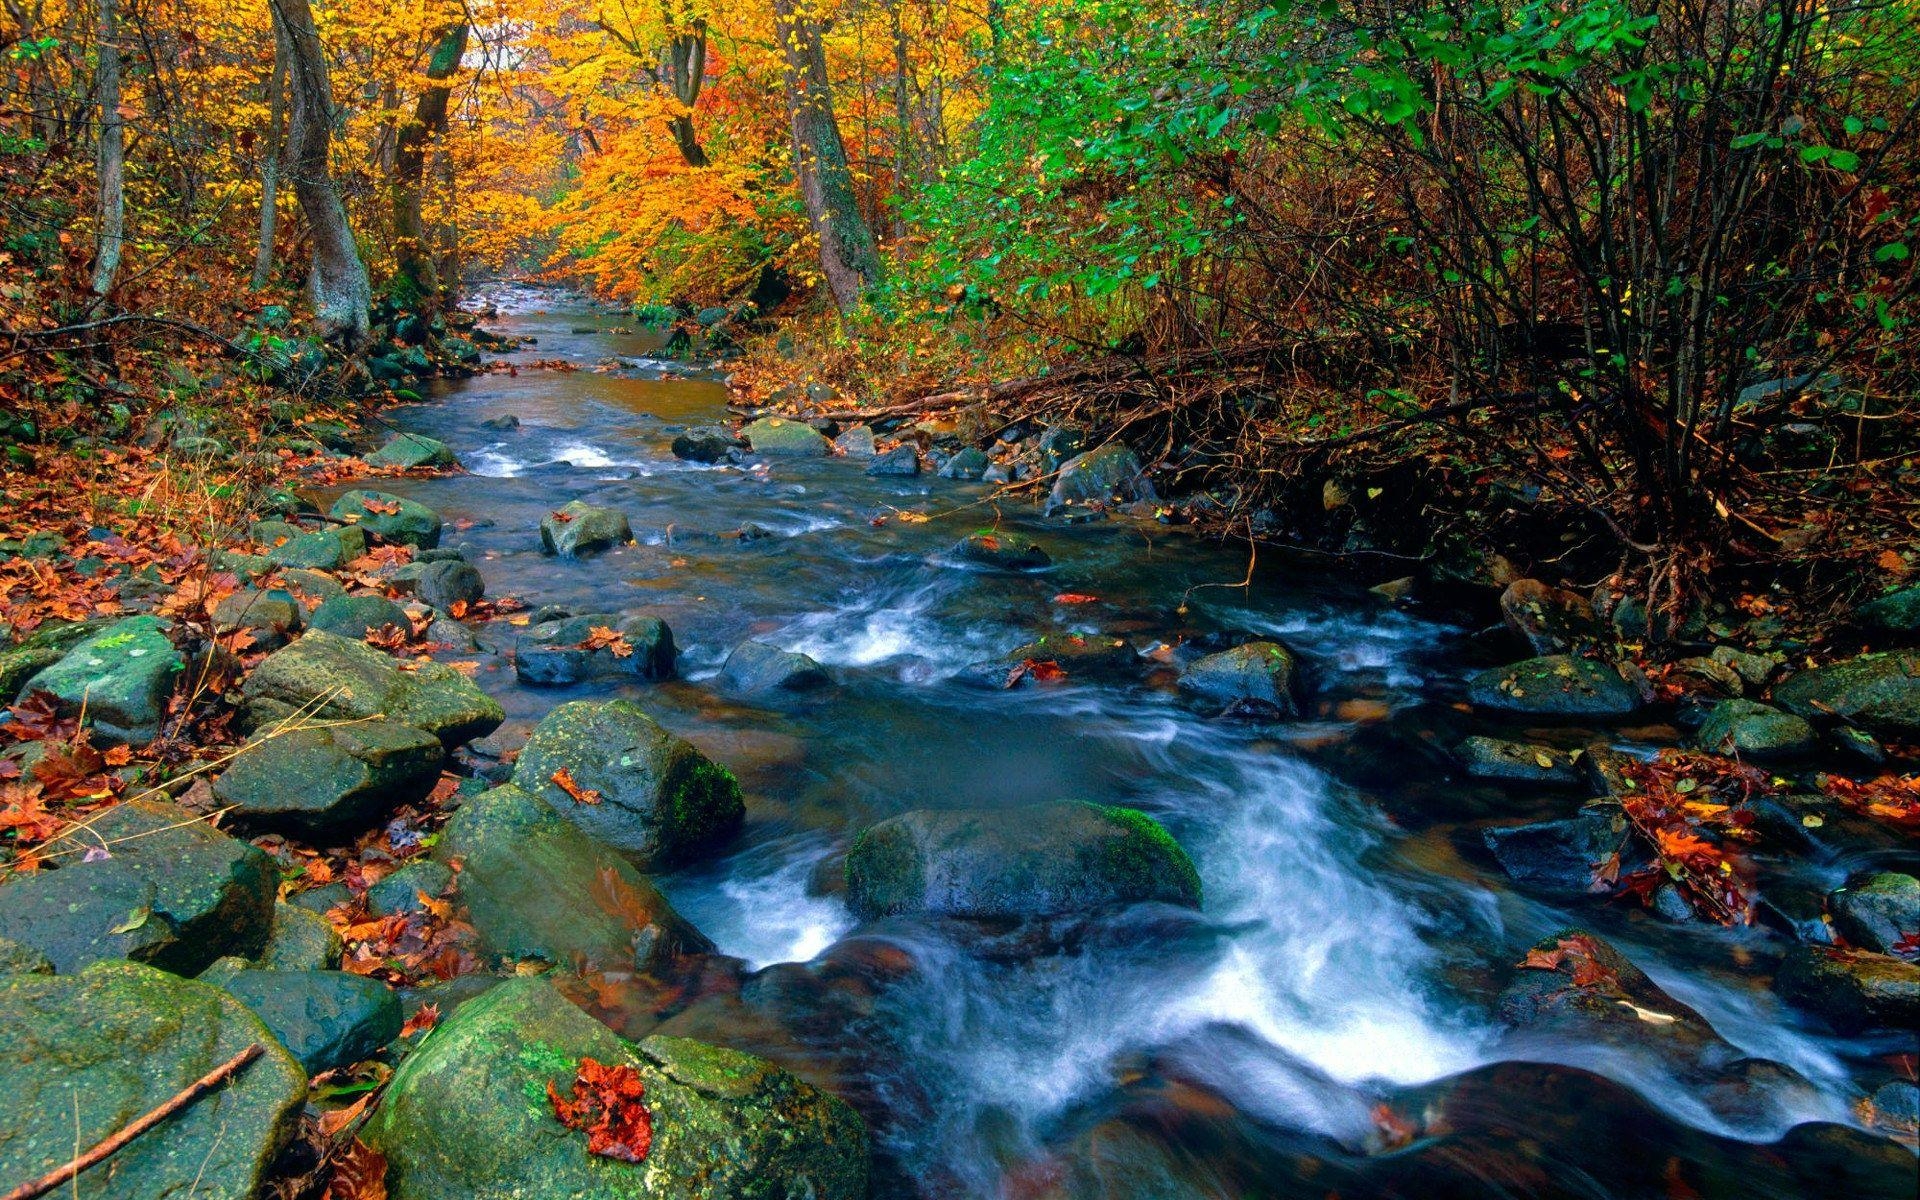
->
362 498 403 516
365 623 411 652
399 1002 440 1038
552 767 602 805
579 625 634 658
1370 1101 1419 1149
1051 593 1100 605
4 692 73 743
549 509 575 523
548 1057 652 1163
447 599 469 619
1024 658 1068 683
1518 933 1618 989
323 1136 388 1200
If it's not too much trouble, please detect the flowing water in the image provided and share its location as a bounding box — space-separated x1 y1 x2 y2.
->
369 286 1915 1198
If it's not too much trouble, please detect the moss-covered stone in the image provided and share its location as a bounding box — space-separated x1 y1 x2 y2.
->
540 500 633 557
329 489 444 549
1692 699 1816 761
1467 654 1643 718
212 588 305 652
953 530 1051 570
367 432 459 470
1773 651 1920 736
0 960 306 1200
1178 641 1301 716
1775 945 1920 1033
261 524 367 570
509 700 743 867
438 784 711 971
1045 443 1155 514
844 801 1202 921
216 968 401 1075
0 798 276 975
23 615 184 745
241 629 503 747
364 977 868 1200
514 613 675 686
742 416 832 457
213 719 445 837
309 592 413 640
255 901 343 970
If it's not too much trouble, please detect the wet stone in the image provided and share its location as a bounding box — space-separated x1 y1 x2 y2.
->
1829 872 1920 956
1467 654 1643 718
217 968 401 1075
954 530 1052 570
329 489 444 549
1455 735 1581 785
540 499 632 557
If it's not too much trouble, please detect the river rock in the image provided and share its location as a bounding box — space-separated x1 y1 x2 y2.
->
938 447 990 480
310 592 413 640
845 801 1202 921
1692 699 1817 760
743 416 832 456
1829 872 1920 955
388 558 485 611
1854 585 1920 641
439 784 711 971
1046 443 1154 515
329 489 444 549
1467 654 1643 718
0 961 307 1200
366 859 454 919
1773 650 1920 736
834 425 876 458
367 432 458 470
261 524 367 570
213 719 445 837
718 641 831 694
1178 641 1301 716
279 567 346 605
22 615 183 745
670 425 740 462
217 968 401 1075
0 798 275 975
514 612 676 685
954 530 1051 570
241 629 504 746
363 977 868 1200
1005 632 1139 684
866 443 919 476
480 413 520 432
510 700 743 867
256 902 342 971
0 937 53 974
1484 803 1645 892
1775 945 1920 1032
212 588 304 652
0 618 115 699
1499 579 1600 654
540 499 632 557
1455 736 1581 784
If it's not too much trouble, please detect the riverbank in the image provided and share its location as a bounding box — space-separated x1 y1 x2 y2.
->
1 288 1916 1198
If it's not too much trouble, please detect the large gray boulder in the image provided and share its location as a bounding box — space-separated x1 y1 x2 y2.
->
1467 655 1643 718
216 968 401 1075
509 700 742 867
388 558 485 611
329 489 444 549
742 416 831 457
22 615 183 745
1773 650 1920 736
540 499 632 557
0 961 307 1200
438 784 710 971
363 977 868 1200
1046 443 1154 514
0 798 276 975
845 801 1202 921
213 719 445 837
1829 872 1920 956
513 613 675 686
1178 641 1301 716
717 641 830 695
241 629 503 746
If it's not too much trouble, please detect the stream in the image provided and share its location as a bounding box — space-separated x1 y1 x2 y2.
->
367 286 1913 1198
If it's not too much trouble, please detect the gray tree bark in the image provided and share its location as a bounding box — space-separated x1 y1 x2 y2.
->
391 20 468 312
250 21 288 292
269 0 371 346
771 0 884 311
90 0 126 298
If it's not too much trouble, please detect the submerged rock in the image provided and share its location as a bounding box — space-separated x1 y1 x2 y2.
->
954 530 1051 570
241 629 503 746
743 416 832 456
366 432 459 470
1483 803 1644 892
845 801 1202 921
439 784 710 971
216 968 401 1075
510 700 743 867
0 798 276 975
1773 650 1920 736
212 719 445 837
329 489 443 548
1467 654 1643 718
513 612 675 686
0 961 307 1200
1178 641 1301 716
718 641 831 694
364 977 868 1200
540 499 633 557
1046 443 1155 514
23 615 183 745
1692 699 1817 760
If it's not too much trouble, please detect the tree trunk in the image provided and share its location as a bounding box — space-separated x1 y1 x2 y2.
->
889 0 911 248
250 22 288 292
269 0 370 346
90 0 125 298
391 20 468 312
662 15 708 168
771 0 884 311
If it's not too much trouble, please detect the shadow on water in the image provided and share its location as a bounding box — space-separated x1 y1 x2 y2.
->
368 285 1917 1198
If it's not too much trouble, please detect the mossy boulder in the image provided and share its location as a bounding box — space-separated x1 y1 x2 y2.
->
1178 641 1301 716
23 615 183 745
1773 651 1920 736
845 801 1202 921
212 588 305 652
367 859 454 919
0 798 276 975
367 432 459 470
1854 585 1920 641
671 426 742 463
0 617 116 700
241 629 503 747
1467 654 1643 718
1455 736 1581 785
1775 945 1920 1033
514 613 675 686
541 500 634 557
438 784 711 972
310 592 414 640
216 968 401 1075
1692 699 1817 761
212 719 445 837
510 700 743 868
388 558 485 611
1046 443 1154 514
938 447 990 480
261 524 367 570
255 901 343 971
742 416 832 457
329 489 444 549
1829 872 1920 956
0 961 307 1200
364 977 868 1200
953 530 1051 570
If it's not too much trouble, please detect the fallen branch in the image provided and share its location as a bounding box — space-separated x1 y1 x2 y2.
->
0 1044 264 1200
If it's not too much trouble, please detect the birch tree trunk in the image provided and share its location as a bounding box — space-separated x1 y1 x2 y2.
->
269 0 371 346
390 20 468 312
250 22 288 292
772 0 884 311
90 0 126 298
